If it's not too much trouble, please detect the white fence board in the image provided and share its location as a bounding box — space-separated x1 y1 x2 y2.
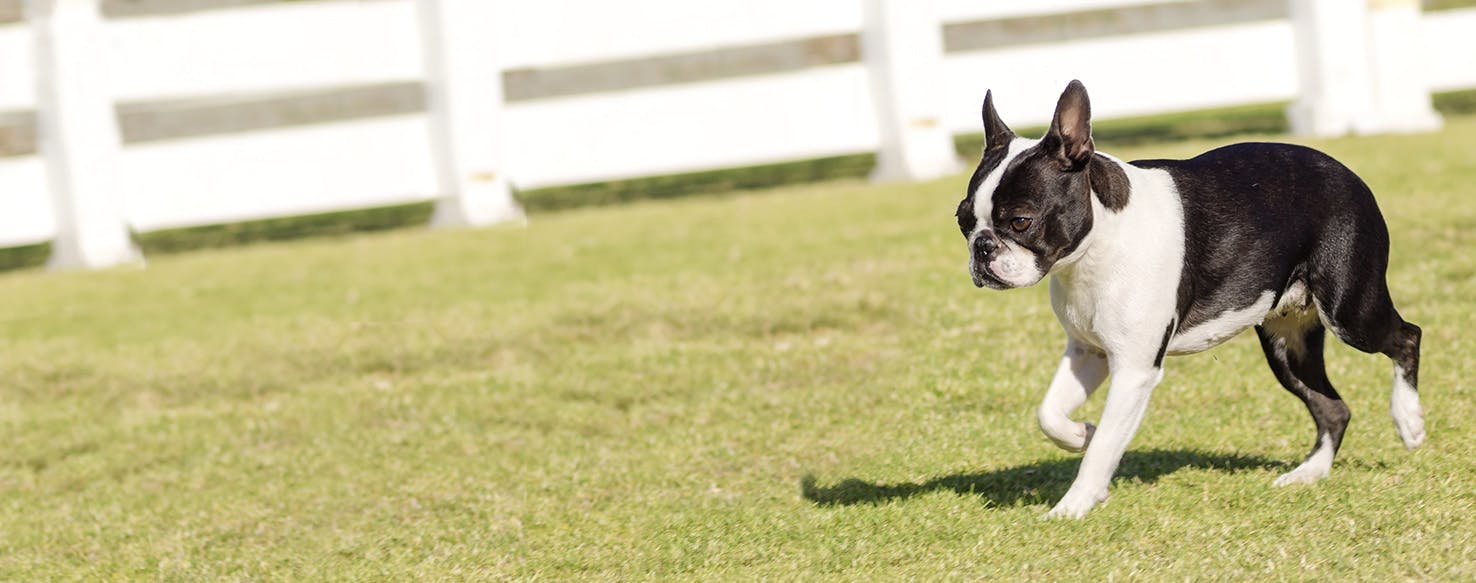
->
3 1 1476 251
119 115 436 231
0 25 34 111
503 66 879 188
0 158 53 247
496 0 863 68
939 0 1194 23
107 1 424 102
1424 8 1476 91
941 21 1299 132
104 0 870 103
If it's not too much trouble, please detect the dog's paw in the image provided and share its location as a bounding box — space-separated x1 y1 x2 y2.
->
1391 392 1425 450
1046 422 1096 453
1042 489 1105 519
1272 462 1330 487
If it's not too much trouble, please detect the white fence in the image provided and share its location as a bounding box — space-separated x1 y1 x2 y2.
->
2 0 1475 267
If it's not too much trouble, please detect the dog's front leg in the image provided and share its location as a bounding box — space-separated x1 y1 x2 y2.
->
1046 358 1164 519
1038 340 1108 452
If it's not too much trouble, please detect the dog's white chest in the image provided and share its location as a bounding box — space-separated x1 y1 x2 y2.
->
1049 276 1106 348
1046 166 1185 354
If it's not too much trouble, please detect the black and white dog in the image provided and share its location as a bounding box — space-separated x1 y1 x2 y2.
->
957 80 1424 518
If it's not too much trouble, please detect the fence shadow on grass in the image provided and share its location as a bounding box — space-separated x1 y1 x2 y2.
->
801 449 1284 508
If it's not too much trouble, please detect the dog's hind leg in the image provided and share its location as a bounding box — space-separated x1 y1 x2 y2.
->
1384 321 1424 449
1321 308 1425 449
1303 206 1424 449
1256 317 1349 486
1037 340 1108 452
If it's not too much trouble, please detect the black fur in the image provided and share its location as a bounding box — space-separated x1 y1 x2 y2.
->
1088 154 1130 211
982 89 1015 151
1153 321 1174 368
1131 143 1409 350
1255 322 1350 462
1133 142 1421 468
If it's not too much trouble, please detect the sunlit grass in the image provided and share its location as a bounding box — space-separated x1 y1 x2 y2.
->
2 117 1474 579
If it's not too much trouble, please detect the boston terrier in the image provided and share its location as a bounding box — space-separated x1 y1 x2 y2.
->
956 80 1424 518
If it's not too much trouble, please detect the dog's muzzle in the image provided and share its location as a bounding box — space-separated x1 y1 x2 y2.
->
969 232 1009 289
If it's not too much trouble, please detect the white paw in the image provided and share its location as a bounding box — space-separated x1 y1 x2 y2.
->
1272 463 1329 487
1274 432 1336 487
1046 422 1095 453
1043 489 1105 519
1391 395 1425 450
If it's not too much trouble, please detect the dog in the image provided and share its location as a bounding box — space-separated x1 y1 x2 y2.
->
955 80 1424 518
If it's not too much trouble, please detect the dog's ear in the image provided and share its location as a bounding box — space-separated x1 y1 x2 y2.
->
1044 80 1093 171
981 90 1015 151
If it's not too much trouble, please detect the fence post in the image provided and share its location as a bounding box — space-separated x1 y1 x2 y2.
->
1287 0 1377 137
1365 0 1442 133
29 0 142 269
416 0 525 228
862 0 959 182
1288 0 1441 136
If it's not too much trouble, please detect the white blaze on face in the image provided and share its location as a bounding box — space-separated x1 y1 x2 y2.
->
969 138 1043 288
970 138 1038 229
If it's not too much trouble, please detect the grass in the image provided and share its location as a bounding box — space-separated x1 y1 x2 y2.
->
2 115 1476 580
1426 0 1476 11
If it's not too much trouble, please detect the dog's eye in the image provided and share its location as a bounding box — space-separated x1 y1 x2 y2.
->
1010 217 1033 232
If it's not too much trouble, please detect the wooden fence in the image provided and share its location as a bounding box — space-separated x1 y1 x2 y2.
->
0 0 1472 267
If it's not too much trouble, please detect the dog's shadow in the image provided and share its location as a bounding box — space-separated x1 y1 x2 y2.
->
801 449 1283 508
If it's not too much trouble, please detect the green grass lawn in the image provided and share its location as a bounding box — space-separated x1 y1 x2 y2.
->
4 118 1476 580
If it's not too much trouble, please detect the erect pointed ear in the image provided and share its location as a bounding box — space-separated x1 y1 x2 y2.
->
1044 80 1093 171
981 90 1015 151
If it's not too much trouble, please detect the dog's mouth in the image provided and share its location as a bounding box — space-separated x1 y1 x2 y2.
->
970 261 1011 289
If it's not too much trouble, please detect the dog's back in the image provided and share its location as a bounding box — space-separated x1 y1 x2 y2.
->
1130 142 1394 345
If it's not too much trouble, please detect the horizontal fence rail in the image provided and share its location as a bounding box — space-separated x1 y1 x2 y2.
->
0 0 1473 264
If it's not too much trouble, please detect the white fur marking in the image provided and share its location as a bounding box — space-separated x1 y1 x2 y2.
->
987 239 1045 287
1045 486 1107 520
1045 365 1163 519
1042 162 1187 518
1272 280 1310 315
1166 292 1275 355
1048 165 1183 356
1170 282 1316 357
969 138 1040 231
1038 344 1108 452
1274 432 1335 486
1391 363 1425 449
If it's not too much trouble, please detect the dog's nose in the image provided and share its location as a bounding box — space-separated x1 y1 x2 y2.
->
973 233 998 256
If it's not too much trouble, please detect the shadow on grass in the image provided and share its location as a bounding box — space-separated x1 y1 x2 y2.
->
802 449 1283 508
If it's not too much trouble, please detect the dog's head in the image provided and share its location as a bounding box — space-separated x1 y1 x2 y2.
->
956 80 1121 289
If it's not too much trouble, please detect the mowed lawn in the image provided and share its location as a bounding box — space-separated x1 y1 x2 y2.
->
3 118 1476 580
